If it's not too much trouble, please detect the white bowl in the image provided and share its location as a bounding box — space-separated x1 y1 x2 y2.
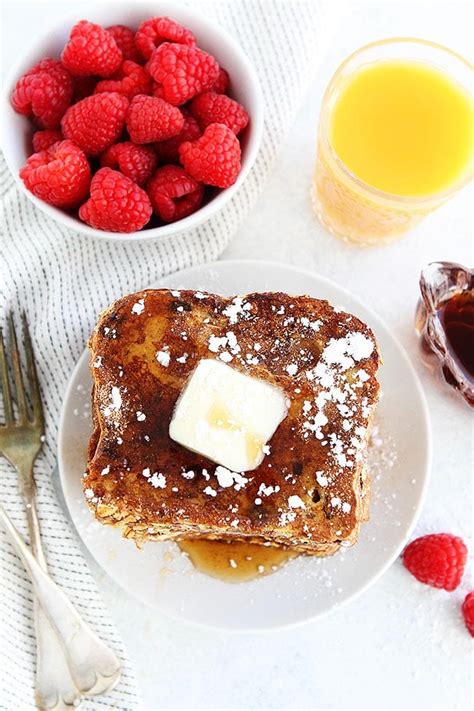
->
1 2 263 242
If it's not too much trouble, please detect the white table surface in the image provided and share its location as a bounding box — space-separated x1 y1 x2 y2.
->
2 1 473 709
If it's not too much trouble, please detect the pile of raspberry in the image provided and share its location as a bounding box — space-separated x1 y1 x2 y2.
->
11 17 250 233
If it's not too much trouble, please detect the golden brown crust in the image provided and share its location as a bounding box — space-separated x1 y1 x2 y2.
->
84 289 380 554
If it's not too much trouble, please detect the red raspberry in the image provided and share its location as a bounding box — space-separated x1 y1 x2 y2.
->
147 165 204 223
179 123 241 188
95 61 152 99
402 533 467 591
106 25 142 63
151 81 165 99
32 129 63 153
62 92 129 156
210 67 230 95
79 167 152 232
155 109 201 162
148 42 219 106
73 76 98 101
62 20 122 77
135 17 195 60
462 593 474 637
20 139 91 208
190 92 249 135
11 59 73 129
100 141 157 186
126 95 184 144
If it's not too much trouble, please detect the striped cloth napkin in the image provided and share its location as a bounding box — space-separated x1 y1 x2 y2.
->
0 1 334 708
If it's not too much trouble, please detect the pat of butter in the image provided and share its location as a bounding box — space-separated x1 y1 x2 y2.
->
169 359 288 472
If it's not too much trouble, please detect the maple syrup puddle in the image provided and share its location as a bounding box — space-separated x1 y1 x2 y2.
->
178 539 297 582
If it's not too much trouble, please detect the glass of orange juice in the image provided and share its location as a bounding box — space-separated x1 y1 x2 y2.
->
313 38 473 246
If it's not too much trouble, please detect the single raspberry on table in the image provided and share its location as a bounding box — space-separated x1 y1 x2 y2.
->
62 92 129 156
20 139 91 208
62 20 122 77
32 129 63 153
155 108 201 162
73 76 98 102
179 122 241 188
100 141 157 186
79 167 152 232
126 95 184 144
402 533 467 591
95 60 152 99
147 42 219 106
147 165 204 223
190 92 249 135
462 593 474 637
11 58 73 129
135 16 195 60
106 25 142 63
210 67 230 95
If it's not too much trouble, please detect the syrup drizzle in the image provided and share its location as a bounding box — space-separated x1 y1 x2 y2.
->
178 539 297 582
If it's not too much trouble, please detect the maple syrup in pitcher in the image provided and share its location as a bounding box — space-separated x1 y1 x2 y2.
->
178 539 297 582
438 292 474 378
416 262 474 405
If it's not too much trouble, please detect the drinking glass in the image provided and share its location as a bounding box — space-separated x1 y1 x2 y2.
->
312 38 473 246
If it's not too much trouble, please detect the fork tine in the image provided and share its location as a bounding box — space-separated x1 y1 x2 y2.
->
0 326 14 425
22 312 44 430
8 313 29 423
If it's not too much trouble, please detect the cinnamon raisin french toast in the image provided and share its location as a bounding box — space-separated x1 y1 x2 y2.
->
84 289 380 556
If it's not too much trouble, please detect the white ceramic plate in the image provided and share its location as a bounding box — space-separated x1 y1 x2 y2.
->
58 260 431 630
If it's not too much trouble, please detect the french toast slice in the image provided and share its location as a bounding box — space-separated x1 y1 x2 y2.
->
84 289 380 556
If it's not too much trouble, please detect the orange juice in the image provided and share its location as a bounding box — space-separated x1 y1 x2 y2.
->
330 61 473 197
313 39 474 246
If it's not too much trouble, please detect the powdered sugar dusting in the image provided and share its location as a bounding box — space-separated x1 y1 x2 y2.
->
214 466 249 490
102 386 122 417
156 346 170 367
301 332 376 477
222 297 252 324
132 298 145 315
288 495 305 509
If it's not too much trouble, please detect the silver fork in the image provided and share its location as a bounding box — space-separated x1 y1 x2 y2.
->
0 314 80 710
0 314 121 709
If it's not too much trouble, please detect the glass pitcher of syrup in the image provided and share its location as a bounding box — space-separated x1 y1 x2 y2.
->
415 262 474 406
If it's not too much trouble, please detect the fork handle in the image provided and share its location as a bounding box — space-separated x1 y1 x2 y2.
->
34 599 83 710
15 473 82 709
22 482 46 566
0 503 122 696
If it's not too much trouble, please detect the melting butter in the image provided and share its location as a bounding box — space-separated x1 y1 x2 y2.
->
206 400 264 467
